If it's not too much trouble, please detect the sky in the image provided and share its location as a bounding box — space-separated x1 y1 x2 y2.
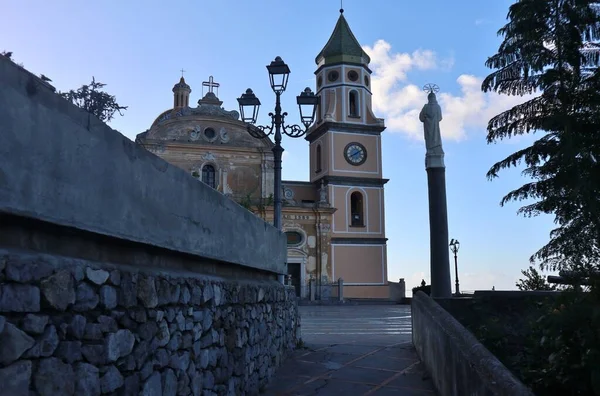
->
3 0 558 292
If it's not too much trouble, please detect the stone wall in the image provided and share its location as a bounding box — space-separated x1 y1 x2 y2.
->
0 248 298 396
412 291 534 396
0 42 299 396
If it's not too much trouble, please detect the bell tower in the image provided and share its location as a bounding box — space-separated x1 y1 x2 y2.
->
172 76 191 108
306 9 389 299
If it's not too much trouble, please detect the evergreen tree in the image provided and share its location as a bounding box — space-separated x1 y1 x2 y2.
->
482 0 600 271
516 265 557 290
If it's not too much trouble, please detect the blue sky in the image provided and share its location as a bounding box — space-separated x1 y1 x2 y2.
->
3 0 556 291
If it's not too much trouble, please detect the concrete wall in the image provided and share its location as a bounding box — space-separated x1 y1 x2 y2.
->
411 292 535 396
0 56 286 274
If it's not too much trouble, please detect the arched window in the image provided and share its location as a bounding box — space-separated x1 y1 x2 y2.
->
285 231 304 247
201 164 216 188
349 90 359 117
316 144 322 173
350 191 364 227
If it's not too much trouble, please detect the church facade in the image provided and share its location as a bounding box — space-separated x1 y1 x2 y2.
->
135 11 390 299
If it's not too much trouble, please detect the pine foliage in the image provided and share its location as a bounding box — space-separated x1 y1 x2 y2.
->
483 0 600 270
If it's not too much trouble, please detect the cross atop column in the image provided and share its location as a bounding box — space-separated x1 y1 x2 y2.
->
202 75 220 96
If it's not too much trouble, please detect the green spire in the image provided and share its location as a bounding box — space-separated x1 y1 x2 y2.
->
315 10 370 66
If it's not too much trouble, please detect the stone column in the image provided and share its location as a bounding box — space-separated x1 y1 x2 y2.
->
426 154 452 298
420 87 452 298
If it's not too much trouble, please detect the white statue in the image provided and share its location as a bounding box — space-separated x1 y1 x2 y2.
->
419 89 445 168
319 180 328 204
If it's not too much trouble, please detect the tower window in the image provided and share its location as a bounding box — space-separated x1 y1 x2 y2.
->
327 70 339 82
349 90 359 117
350 191 364 227
316 144 322 173
201 164 216 188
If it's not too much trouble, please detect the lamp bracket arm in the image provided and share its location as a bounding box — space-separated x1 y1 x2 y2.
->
282 124 307 138
247 123 273 139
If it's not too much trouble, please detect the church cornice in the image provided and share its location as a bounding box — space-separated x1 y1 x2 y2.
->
136 139 275 153
306 121 386 142
321 175 389 187
314 61 372 75
316 82 372 96
282 180 313 186
331 237 388 245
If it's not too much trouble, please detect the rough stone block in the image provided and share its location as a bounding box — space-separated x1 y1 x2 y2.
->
86 267 109 285
56 341 83 364
74 362 100 396
23 324 58 358
35 357 75 396
100 365 124 393
141 371 162 396
0 322 35 365
21 314 48 334
99 285 118 309
0 284 40 312
137 276 158 308
0 360 32 396
5 257 53 283
73 282 99 311
106 329 135 362
40 270 75 311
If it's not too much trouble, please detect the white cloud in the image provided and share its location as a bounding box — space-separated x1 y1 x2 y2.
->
362 40 533 141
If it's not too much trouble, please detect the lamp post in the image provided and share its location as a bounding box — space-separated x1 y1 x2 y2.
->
237 56 319 230
449 238 460 296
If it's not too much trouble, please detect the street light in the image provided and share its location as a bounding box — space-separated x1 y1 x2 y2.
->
449 238 460 296
237 56 319 231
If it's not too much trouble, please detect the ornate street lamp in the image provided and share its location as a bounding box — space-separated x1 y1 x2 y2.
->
449 239 460 296
237 56 319 231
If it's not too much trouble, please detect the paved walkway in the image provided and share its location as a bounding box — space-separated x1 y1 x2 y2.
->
262 305 437 395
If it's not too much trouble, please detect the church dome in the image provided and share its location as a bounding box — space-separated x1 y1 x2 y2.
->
173 77 191 92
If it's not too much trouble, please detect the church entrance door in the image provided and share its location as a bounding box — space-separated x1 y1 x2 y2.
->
287 262 301 297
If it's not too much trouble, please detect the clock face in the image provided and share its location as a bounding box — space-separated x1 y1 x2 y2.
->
344 142 367 166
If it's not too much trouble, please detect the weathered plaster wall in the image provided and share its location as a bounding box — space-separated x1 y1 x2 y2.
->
0 56 286 274
0 249 298 396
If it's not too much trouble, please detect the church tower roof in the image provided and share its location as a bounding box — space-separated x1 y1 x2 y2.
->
315 9 370 66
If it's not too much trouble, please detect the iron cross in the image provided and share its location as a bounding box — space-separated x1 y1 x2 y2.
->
202 76 220 93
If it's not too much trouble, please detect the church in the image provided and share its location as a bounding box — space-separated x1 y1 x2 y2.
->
135 10 390 300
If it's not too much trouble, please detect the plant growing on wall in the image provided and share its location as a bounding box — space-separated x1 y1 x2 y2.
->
59 77 128 123
238 193 253 212
256 193 274 221
237 193 274 221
